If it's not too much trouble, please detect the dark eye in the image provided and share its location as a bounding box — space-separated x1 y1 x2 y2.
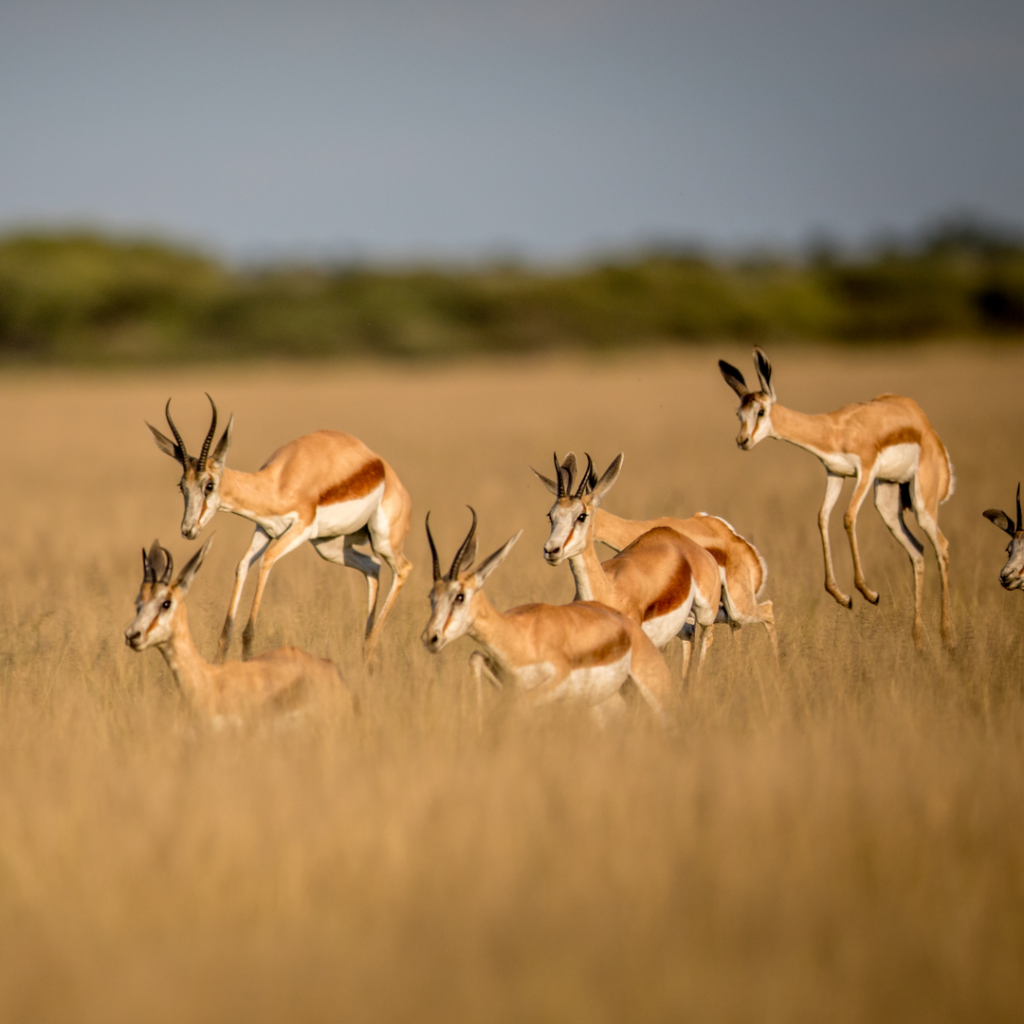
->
454 593 464 604
577 513 587 523
205 481 215 493
757 409 765 418
162 600 172 610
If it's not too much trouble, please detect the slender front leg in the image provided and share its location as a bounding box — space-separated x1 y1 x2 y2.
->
469 651 502 732
218 527 272 662
844 470 880 604
819 472 852 608
241 522 312 659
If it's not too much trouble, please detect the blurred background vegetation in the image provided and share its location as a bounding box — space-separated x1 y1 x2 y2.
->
0 217 1021 363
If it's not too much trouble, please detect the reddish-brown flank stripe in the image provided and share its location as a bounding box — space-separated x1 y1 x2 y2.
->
568 628 631 669
318 458 385 507
707 547 727 568
643 557 693 622
875 427 921 452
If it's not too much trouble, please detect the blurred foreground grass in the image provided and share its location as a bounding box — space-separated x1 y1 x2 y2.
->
0 345 1021 1022
0 220 1022 362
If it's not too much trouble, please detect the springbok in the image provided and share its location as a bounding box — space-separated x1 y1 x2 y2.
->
124 539 355 725
983 485 1024 592
719 346 954 647
534 453 776 657
535 453 722 677
422 509 672 724
148 395 412 663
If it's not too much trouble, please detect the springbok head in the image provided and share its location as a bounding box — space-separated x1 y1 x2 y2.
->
422 508 521 652
532 451 621 565
147 395 234 540
983 485 1024 592
718 346 777 450
124 538 213 651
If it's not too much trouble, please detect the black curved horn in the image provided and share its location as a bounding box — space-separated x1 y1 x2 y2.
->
425 513 442 582
164 399 188 466
159 545 174 585
449 506 478 579
142 547 155 584
575 453 594 499
197 393 218 472
553 452 567 498
1017 483 1022 533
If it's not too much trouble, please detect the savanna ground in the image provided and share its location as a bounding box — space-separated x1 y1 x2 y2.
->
0 342 1021 1024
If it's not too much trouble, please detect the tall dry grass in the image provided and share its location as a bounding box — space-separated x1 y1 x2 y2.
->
0 343 1021 1023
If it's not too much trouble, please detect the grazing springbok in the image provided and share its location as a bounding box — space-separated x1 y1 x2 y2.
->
719 347 954 647
124 540 355 725
983 485 1024 592
148 396 412 663
422 509 672 724
535 453 776 658
535 453 722 677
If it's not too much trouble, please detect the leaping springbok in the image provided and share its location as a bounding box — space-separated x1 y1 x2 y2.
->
983 485 1024 592
148 396 412 663
422 509 672 724
125 540 356 726
535 453 722 678
719 347 954 648
538 453 776 657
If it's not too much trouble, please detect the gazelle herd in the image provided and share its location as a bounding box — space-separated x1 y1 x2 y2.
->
125 347 1020 727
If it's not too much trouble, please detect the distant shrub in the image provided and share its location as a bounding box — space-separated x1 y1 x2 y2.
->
0 221 1020 363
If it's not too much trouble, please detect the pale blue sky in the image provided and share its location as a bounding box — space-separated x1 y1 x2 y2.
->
0 0 1020 261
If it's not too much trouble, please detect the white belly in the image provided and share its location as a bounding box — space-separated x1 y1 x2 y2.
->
642 604 693 649
816 449 860 476
311 483 384 539
874 443 920 483
548 653 632 706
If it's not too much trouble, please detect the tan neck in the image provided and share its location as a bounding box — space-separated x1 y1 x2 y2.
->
156 605 214 709
218 466 285 518
466 591 523 670
769 404 841 456
568 526 613 604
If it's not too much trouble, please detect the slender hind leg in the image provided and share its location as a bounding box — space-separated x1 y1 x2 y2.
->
363 506 412 664
874 481 925 647
910 480 953 649
310 531 383 641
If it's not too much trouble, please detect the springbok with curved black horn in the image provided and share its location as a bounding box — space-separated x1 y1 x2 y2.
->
125 539 355 726
536 453 722 678
422 509 672 723
534 453 776 659
718 346 954 648
148 396 413 663
983 485 1024 592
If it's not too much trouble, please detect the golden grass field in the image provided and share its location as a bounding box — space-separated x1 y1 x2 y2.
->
0 343 1021 1023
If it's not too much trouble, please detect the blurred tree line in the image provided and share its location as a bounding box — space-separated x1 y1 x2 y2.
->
0 218 1021 362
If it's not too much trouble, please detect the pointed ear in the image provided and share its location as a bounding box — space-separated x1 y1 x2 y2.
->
147 422 181 462
147 539 167 581
753 346 776 400
590 454 623 506
210 414 233 469
531 466 560 495
175 537 214 595
718 360 749 399
982 509 1015 536
470 530 522 588
560 452 577 480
